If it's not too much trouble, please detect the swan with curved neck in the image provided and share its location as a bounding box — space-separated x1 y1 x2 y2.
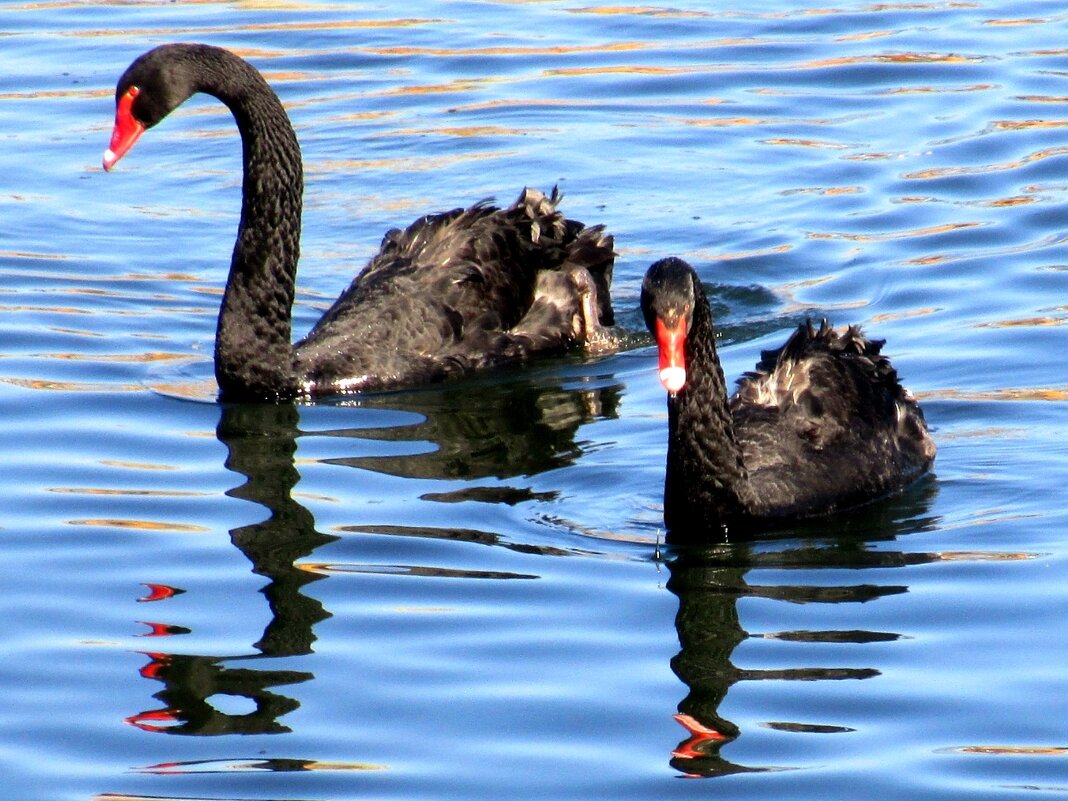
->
104 44 615 401
640 257 935 537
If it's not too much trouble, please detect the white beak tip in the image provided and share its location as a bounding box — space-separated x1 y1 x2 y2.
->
658 366 687 393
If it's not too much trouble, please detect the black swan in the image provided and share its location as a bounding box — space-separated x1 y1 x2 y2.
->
640 257 935 535
102 44 615 402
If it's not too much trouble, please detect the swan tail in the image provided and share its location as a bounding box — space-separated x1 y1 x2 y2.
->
740 318 906 400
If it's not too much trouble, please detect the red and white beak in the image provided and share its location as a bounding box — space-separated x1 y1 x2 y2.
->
654 315 688 394
103 86 144 171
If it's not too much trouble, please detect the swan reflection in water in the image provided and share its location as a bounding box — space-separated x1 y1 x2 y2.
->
124 373 945 780
324 370 621 486
127 403 332 737
126 374 620 739
664 482 941 777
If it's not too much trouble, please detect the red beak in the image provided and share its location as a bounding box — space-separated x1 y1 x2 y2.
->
103 86 144 171
654 315 688 393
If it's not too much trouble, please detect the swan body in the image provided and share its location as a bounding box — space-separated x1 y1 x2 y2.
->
104 44 615 401
640 257 935 536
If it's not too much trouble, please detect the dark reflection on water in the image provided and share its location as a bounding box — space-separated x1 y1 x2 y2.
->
220 403 338 657
336 522 595 560
129 373 619 736
665 481 941 777
324 371 622 483
128 650 309 737
129 403 333 737
665 470 942 543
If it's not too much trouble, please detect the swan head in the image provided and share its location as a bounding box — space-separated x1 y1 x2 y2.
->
641 257 696 395
103 44 217 171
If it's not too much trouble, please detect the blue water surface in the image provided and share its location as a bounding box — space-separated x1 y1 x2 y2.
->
2 1 1068 800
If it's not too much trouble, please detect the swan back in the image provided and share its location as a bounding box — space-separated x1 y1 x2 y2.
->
732 320 936 518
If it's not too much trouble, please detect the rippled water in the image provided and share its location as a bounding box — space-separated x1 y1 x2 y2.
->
4 2 1068 799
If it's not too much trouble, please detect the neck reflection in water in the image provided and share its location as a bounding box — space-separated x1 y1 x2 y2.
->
665 482 939 777
128 403 335 738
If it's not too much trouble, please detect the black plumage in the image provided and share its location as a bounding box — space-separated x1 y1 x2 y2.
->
104 44 614 401
640 257 935 536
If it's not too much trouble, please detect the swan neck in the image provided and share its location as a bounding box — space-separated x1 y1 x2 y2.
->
665 286 757 528
207 52 303 400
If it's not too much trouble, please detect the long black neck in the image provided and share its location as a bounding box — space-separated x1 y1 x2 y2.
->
195 48 303 400
665 283 757 529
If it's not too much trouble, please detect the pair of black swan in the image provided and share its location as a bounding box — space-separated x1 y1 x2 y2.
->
103 44 935 532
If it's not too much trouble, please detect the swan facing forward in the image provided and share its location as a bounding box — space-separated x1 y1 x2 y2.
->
103 44 615 401
640 257 935 537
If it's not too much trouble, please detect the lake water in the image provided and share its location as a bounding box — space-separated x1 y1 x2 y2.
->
3 1 1068 799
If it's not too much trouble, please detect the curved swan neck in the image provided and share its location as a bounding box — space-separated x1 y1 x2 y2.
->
665 281 757 527
199 48 303 400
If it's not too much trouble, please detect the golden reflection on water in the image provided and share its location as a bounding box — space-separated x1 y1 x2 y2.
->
905 146 1068 180
869 307 941 324
671 114 856 129
834 28 899 44
978 314 1068 328
992 120 1068 132
808 221 984 242
881 83 995 95
371 41 654 58
49 487 206 498
950 745 1068 755
0 376 141 392
921 386 1068 402
309 150 519 174
0 251 70 262
100 460 179 471
1018 95 1068 104
547 65 712 78
0 304 133 317
934 550 1037 562
368 124 541 139
900 229 1067 266
371 79 498 98
800 52 984 70
763 137 852 149
70 17 444 40
978 195 1039 208
695 244 794 262
985 14 1066 27
567 5 712 18
0 373 214 398
783 186 863 197
447 97 604 114
16 351 192 364
67 518 211 533
564 3 992 20
46 327 104 338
